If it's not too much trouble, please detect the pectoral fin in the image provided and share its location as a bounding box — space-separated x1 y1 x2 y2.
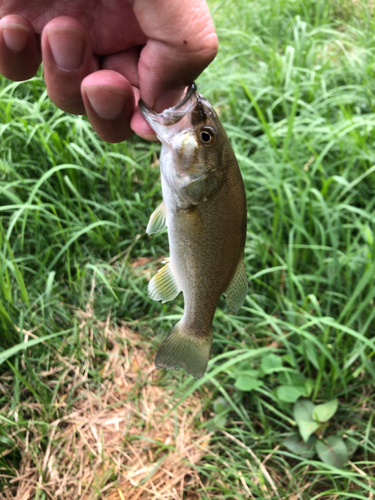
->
178 173 220 205
148 258 181 303
146 202 167 234
225 259 248 313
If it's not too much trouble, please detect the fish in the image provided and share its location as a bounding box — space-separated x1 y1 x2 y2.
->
139 83 247 379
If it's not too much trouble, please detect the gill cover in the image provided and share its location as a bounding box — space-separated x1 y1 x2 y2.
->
140 84 225 205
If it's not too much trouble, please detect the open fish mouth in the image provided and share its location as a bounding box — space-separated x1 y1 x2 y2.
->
138 83 205 145
139 83 197 127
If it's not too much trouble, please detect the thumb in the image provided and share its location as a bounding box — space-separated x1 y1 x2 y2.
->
131 0 218 112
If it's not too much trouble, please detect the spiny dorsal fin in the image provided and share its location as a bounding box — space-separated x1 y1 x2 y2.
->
224 259 248 313
146 202 167 234
148 259 181 303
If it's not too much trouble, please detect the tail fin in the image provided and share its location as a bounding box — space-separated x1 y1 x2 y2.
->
155 321 213 379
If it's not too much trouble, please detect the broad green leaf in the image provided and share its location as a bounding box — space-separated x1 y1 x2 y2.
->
213 397 230 415
298 420 320 443
232 361 261 378
344 437 359 457
234 375 263 392
295 345 304 355
276 385 305 403
313 399 339 422
208 414 227 430
303 340 320 370
278 371 304 386
208 398 229 430
282 354 295 367
293 399 315 424
303 378 314 397
284 433 317 458
261 353 283 374
234 369 261 378
315 436 348 468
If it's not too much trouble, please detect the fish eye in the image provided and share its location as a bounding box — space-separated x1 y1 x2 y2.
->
199 127 216 146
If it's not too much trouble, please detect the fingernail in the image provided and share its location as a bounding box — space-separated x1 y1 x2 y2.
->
154 89 186 113
2 23 30 53
47 28 85 71
85 86 128 120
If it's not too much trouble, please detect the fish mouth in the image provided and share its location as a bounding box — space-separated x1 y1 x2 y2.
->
139 82 212 146
139 83 197 127
139 84 204 145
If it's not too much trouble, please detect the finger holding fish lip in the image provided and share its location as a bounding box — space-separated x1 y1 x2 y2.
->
0 0 217 144
101 47 158 141
81 70 136 143
130 106 159 141
132 0 218 110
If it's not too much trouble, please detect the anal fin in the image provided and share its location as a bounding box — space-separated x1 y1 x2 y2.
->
146 202 167 234
225 259 248 313
148 259 181 303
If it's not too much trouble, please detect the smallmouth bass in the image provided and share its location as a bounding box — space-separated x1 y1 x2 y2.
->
139 84 247 379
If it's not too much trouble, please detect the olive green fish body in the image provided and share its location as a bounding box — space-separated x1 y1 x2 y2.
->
168 147 246 331
140 85 247 378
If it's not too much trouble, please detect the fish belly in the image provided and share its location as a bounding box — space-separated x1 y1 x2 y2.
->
167 176 246 335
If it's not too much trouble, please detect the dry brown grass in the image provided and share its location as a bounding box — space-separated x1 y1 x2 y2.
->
332 0 375 19
2 316 210 500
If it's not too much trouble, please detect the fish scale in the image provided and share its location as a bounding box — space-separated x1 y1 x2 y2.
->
140 83 247 379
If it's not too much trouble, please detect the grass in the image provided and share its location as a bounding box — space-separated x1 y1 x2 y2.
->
1 0 375 497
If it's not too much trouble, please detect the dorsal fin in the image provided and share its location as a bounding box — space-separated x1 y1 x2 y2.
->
224 259 248 313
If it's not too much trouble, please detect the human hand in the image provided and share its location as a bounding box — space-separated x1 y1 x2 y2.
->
0 0 218 142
